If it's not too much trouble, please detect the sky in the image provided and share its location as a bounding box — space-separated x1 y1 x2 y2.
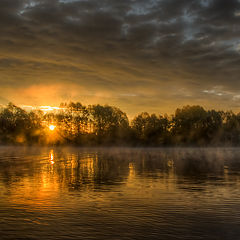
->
0 0 240 117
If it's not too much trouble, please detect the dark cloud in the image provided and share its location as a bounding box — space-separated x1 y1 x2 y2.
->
0 0 240 115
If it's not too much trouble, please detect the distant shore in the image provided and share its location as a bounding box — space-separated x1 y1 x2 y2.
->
1 102 240 146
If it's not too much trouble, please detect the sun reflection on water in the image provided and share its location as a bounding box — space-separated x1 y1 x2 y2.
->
49 149 55 165
2 148 240 220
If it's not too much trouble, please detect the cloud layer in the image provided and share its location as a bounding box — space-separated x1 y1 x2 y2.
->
0 0 240 116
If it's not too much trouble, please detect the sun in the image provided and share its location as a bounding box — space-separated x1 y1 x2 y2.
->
49 125 56 131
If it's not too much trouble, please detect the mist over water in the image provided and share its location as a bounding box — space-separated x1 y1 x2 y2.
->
0 147 240 240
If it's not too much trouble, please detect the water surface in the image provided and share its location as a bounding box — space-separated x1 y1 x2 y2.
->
0 147 240 239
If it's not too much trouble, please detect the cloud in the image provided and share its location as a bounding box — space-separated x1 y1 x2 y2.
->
0 0 240 115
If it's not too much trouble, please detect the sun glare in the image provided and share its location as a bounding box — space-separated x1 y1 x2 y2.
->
49 150 55 165
49 125 56 131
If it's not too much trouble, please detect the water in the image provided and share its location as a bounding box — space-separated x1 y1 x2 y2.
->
0 147 240 240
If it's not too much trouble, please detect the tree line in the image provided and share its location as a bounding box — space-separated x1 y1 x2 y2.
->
1 102 240 146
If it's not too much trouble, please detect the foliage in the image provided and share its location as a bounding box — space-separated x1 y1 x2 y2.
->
1 103 240 146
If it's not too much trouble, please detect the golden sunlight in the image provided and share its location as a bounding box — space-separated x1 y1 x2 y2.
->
49 150 55 165
49 125 56 131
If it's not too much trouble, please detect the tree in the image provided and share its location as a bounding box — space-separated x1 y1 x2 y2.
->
90 105 129 144
0 103 43 144
171 105 208 145
131 112 169 145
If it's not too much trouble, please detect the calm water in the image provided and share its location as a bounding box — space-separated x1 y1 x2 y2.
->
0 147 240 240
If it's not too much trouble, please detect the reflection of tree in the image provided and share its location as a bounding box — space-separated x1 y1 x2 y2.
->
66 152 130 191
174 150 224 178
0 148 240 196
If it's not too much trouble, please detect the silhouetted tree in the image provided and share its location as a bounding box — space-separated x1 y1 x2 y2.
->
171 105 208 145
0 103 43 144
90 105 129 144
1 102 240 146
131 112 169 145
